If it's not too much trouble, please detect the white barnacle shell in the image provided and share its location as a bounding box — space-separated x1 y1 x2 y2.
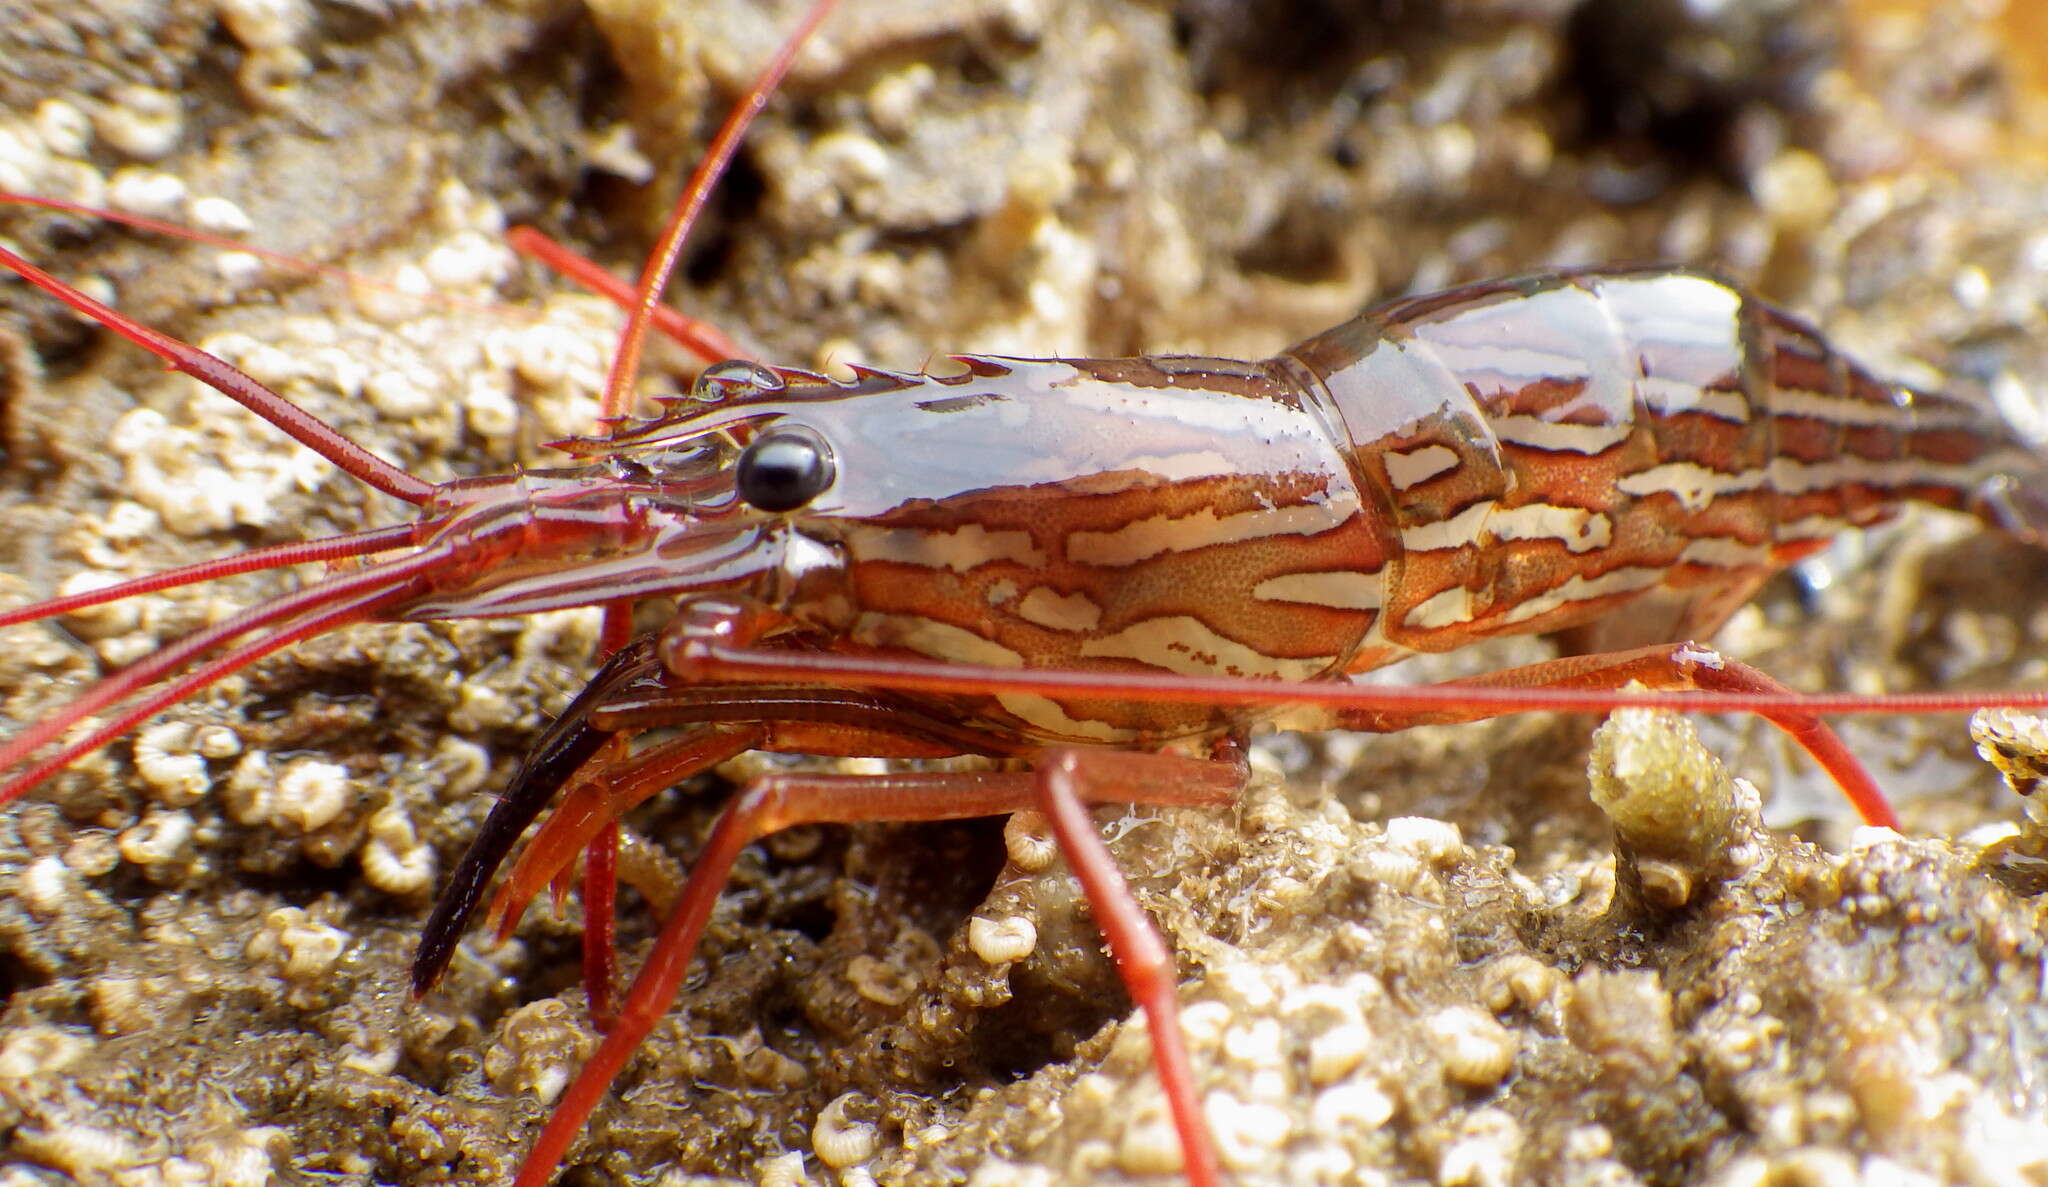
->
273 758 351 832
1429 1005 1518 1088
811 1092 880 1169
361 801 434 895
967 915 1037 964
94 85 184 160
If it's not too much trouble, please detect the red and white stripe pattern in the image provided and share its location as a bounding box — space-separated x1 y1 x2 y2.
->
611 268 2040 748
1284 267 2036 660
808 355 1394 745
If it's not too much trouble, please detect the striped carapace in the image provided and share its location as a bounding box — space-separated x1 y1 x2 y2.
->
528 263 2045 749
440 265 2048 1187
4 5 2048 1184
11 223 2048 1184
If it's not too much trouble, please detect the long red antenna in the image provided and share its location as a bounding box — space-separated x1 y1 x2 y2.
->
0 242 438 505
671 642 2048 722
504 226 749 364
595 0 839 422
0 545 451 805
0 524 417 630
0 193 752 363
0 193 538 319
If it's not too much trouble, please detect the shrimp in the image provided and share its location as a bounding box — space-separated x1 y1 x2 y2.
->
4 2 2048 1187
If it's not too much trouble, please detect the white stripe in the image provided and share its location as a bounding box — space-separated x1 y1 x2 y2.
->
1079 616 1331 680
1403 585 1475 629
1400 501 1494 552
1399 501 1608 554
1773 386 1910 427
1778 513 1852 542
1768 454 1986 496
851 613 1025 667
1616 463 1767 512
996 692 1133 743
1623 454 1990 515
1385 444 1460 489
1639 377 1749 423
1015 587 1102 632
1488 504 1612 554
1253 570 1384 610
1492 414 1634 455
1676 535 1768 568
1069 494 1359 567
1501 566 1664 625
850 524 1047 571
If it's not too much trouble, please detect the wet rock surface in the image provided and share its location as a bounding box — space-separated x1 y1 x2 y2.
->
0 0 2046 1183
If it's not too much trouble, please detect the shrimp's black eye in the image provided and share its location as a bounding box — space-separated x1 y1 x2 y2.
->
736 428 833 512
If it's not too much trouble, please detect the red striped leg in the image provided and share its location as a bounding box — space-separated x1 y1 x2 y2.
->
543 675 1043 1024
583 603 642 1025
512 751 1241 1187
486 727 765 943
1035 747 1245 1187
1332 642 1898 829
580 816 620 1029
